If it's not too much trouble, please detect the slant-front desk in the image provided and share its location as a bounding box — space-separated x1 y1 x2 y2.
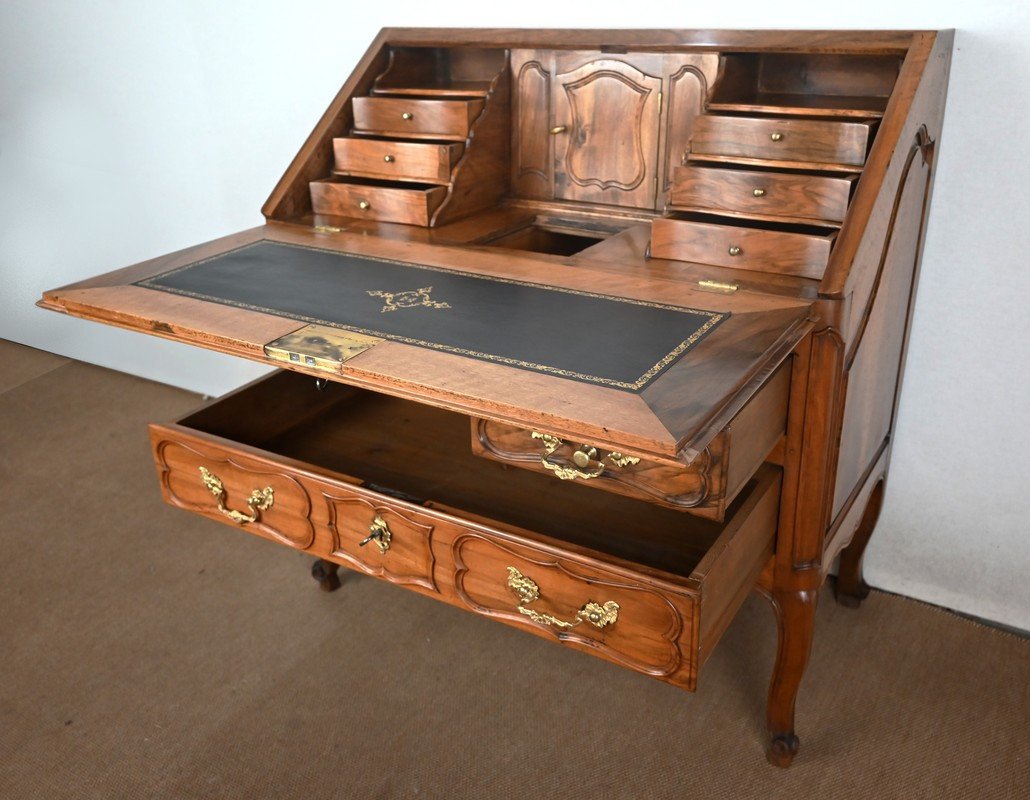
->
39 29 953 766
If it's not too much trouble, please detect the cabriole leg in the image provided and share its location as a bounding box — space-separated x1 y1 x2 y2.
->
311 558 341 592
835 479 885 608
763 586 818 768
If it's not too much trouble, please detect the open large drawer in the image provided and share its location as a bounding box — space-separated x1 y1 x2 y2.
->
150 370 780 690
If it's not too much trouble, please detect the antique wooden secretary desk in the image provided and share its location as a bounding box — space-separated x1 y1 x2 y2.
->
39 29 952 766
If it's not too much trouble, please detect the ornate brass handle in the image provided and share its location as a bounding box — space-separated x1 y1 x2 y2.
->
506 567 619 630
198 467 273 525
530 432 640 481
358 514 391 554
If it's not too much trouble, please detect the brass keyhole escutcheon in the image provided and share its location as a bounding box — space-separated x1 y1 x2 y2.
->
383 154 395 163
770 132 784 142
358 200 371 210
572 445 598 469
752 187 766 197
728 245 742 256
401 112 413 120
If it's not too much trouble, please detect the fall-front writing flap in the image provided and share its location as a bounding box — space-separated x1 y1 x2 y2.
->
39 224 813 464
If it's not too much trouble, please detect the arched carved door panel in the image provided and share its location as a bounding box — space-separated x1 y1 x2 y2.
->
552 58 662 208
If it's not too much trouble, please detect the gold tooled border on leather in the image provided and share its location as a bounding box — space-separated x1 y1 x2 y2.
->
138 240 727 391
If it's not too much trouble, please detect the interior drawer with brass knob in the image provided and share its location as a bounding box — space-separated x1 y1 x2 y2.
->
148 369 781 690
333 138 464 184
352 96 485 140
309 177 448 226
690 115 875 169
471 361 789 521
650 215 837 280
669 165 856 226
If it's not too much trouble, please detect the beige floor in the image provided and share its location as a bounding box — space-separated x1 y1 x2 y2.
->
0 339 1026 799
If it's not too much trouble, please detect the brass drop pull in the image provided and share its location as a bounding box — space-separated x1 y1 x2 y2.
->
383 154 395 163
198 467 273 525
752 187 766 197
358 514 391 554
770 132 784 142
550 125 567 135
401 112 413 120
358 200 371 210
506 567 619 630
728 245 742 256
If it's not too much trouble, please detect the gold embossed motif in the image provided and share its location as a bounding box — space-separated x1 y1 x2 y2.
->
367 287 451 313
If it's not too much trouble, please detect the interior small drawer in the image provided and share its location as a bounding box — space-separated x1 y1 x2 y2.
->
310 177 448 226
471 361 789 521
650 216 836 280
690 115 874 168
333 138 464 184
149 371 782 690
352 96 484 140
669 165 855 225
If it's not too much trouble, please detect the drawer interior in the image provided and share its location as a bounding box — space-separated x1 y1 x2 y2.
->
181 371 755 578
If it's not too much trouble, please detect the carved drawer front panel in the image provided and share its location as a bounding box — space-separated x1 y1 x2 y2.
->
310 179 448 226
650 217 836 280
333 138 464 185
451 533 692 681
352 97 484 140
324 491 438 592
149 429 315 550
471 362 790 522
669 165 855 225
690 115 874 169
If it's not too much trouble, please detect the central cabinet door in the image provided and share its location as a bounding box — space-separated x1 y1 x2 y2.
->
551 56 663 208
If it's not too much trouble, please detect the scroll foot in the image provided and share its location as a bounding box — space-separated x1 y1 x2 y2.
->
766 733 801 768
834 479 884 609
311 558 341 592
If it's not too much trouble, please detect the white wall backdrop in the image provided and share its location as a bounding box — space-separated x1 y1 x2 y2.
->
2 1 1028 630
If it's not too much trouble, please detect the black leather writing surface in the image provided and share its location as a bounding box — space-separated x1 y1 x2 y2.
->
138 241 727 391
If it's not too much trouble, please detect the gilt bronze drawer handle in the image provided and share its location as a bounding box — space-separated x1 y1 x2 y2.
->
383 154 395 163
198 467 273 525
728 245 742 256
752 187 766 197
770 131 784 142
401 112 413 120
531 431 605 480
506 567 619 630
358 200 371 210
358 514 392 554
530 432 641 480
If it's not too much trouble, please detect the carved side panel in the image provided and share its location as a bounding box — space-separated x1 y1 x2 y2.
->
451 532 691 682
510 49 553 199
552 58 662 208
324 491 438 591
153 436 315 550
658 54 719 204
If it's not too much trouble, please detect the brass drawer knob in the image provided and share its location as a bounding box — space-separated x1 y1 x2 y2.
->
383 154 395 163
572 445 597 469
198 467 273 525
728 245 742 256
358 200 371 210
358 514 392 554
770 132 784 142
506 567 619 630
752 187 766 197
401 112 413 120
550 125 567 135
